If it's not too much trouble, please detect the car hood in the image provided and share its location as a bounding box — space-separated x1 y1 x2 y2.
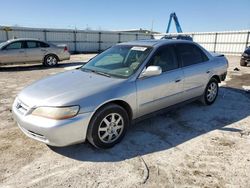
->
18 69 124 107
244 48 250 54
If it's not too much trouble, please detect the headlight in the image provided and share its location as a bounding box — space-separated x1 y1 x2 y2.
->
32 106 80 120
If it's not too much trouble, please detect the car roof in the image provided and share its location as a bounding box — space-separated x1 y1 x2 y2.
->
118 39 194 47
6 38 43 43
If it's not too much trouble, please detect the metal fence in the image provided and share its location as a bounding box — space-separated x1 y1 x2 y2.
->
154 30 250 55
0 26 249 55
0 26 153 53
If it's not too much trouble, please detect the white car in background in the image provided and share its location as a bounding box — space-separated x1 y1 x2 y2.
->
0 38 70 67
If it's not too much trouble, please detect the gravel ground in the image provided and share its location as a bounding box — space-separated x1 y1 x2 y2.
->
0 55 250 188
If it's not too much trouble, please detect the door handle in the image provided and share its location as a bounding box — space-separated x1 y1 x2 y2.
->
175 79 181 83
206 70 211 74
41 49 47 52
19 50 25 53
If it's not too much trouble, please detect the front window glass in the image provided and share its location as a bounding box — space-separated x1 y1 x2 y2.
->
148 46 178 72
0 42 7 49
82 45 152 78
5 42 22 50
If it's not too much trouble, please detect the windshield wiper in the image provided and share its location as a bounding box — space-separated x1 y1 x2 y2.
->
92 70 111 77
81 68 111 77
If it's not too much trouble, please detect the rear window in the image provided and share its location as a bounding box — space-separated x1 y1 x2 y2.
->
38 42 49 48
176 44 208 67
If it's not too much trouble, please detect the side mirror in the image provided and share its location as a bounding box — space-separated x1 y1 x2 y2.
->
140 66 162 78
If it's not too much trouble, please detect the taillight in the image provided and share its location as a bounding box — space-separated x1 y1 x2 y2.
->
64 46 68 51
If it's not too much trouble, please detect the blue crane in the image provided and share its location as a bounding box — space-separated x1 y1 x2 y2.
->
166 12 183 33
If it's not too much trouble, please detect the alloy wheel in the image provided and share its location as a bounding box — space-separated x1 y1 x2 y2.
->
98 113 124 143
207 82 218 102
46 56 57 66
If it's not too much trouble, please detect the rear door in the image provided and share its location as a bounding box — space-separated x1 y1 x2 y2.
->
136 45 184 117
25 41 45 62
0 41 26 64
175 43 212 100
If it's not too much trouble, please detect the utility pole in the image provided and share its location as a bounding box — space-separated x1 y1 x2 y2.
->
150 20 154 33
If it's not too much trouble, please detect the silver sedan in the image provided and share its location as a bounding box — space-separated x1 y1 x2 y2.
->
0 38 70 66
12 39 228 148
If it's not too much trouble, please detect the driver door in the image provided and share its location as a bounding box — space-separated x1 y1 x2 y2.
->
0 41 27 64
136 45 184 117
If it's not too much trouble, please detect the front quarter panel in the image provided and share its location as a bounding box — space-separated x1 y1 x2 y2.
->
77 80 137 119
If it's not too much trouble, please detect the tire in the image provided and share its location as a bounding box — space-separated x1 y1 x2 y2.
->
201 78 219 105
240 59 246 67
87 104 129 149
44 54 58 67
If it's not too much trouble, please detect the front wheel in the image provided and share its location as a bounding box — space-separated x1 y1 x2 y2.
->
44 55 58 67
240 59 246 67
201 78 219 105
87 104 129 149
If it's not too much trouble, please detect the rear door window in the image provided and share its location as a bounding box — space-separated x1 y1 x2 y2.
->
176 43 208 67
27 41 38 48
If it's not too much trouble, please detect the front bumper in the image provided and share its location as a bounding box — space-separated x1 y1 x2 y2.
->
241 56 250 65
12 101 92 147
220 72 227 81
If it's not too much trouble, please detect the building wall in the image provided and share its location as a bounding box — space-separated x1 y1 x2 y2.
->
154 30 250 55
0 26 153 53
0 26 249 55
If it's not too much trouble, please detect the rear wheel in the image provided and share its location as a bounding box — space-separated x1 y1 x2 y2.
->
44 54 58 67
87 104 129 149
201 78 219 105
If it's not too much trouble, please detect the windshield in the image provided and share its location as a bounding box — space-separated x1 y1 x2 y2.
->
0 41 7 49
81 45 152 78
